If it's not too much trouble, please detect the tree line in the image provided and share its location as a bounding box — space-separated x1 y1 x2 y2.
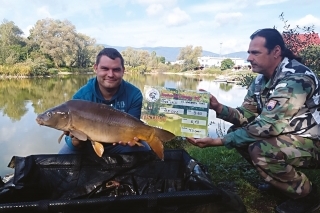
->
0 18 207 76
0 14 319 77
0 18 103 76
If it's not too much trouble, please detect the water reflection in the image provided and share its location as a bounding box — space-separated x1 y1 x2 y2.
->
0 74 247 177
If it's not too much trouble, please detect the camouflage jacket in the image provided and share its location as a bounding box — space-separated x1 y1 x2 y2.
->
220 57 320 149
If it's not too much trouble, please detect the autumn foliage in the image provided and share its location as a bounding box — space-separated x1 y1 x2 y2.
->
283 32 320 55
280 13 320 72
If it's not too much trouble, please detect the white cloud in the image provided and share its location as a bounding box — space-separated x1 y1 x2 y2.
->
219 38 249 55
214 12 243 26
256 0 289 6
135 0 176 5
22 25 33 37
190 1 248 13
36 6 52 18
296 14 320 27
146 4 163 16
126 11 133 16
166 7 191 27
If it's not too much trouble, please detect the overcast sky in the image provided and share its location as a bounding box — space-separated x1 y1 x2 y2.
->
1 0 319 54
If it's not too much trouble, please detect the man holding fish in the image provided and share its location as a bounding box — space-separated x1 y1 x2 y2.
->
58 48 152 155
36 47 175 159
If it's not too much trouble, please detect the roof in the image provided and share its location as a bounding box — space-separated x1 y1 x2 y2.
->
283 32 320 53
296 33 320 44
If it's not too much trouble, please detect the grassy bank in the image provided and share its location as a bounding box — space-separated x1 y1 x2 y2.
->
164 137 320 213
177 143 320 213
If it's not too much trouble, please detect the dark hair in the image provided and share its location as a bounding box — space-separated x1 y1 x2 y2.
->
250 28 302 62
96 48 125 68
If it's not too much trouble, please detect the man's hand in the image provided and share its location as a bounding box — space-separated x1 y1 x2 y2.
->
186 137 223 148
116 137 140 147
64 131 85 148
199 89 223 113
64 131 140 147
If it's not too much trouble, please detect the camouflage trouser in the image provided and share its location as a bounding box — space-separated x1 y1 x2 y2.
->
229 126 320 199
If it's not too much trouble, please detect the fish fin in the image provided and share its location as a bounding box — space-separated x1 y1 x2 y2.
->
58 132 65 143
154 128 175 142
149 137 164 160
70 129 88 141
133 141 144 147
92 141 104 157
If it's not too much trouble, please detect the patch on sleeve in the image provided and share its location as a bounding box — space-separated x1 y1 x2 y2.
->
266 100 277 111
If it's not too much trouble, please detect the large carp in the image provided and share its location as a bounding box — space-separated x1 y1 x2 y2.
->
36 100 175 160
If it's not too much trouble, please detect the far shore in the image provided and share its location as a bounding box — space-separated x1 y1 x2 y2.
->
0 69 249 82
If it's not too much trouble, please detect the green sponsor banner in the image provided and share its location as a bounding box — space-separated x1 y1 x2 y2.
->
142 85 210 138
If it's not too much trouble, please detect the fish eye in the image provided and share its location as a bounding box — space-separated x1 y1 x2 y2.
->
46 112 52 117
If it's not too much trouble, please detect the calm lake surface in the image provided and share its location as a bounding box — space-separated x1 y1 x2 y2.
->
0 73 248 177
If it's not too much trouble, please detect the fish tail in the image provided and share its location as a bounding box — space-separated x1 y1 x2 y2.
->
148 136 164 160
154 128 175 142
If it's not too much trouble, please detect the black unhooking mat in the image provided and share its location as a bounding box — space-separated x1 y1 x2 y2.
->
0 149 246 213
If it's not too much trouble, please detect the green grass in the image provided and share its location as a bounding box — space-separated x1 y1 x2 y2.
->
165 138 320 213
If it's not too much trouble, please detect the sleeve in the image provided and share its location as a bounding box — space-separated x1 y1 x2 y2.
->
222 75 315 149
217 81 258 127
64 135 81 150
127 89 143 119
72 87 87 100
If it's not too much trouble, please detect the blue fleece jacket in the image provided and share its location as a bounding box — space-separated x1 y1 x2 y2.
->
59 77 150 154
73 77 142 119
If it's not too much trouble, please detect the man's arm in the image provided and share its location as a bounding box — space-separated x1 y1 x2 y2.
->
222 75 315 148
245 75 314 137
217 82 259 127
186 137 223 148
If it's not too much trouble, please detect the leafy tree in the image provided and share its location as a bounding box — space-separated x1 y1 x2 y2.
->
158 56 165 64
0 19 24 46
74 33 101 68
122 48 162 73
177 45 202 71
157 63 169 72
279 13 320 72
0 20 26 65
28 18 98 70
235 73 256 89
220 58 235 70
148 51 158 69
138 50 150 72
300 45 320 72
122 47 140 67
280 13 318 55
29 18 79 69
147 51 166 69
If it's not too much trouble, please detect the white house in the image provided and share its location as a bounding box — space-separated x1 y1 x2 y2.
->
197 56 249 69
170 60 184 65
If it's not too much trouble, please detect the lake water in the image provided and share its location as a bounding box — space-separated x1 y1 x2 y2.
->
0 74 248 177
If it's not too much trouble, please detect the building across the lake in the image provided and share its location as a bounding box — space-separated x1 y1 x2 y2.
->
170 56 251 70
197 56 249 69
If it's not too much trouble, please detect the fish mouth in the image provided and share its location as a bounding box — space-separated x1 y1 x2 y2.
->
36 118 44 125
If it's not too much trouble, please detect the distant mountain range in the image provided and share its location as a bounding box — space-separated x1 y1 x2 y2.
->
103 45 248 62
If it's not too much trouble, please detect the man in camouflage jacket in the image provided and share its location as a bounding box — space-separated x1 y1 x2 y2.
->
187 28 320 213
